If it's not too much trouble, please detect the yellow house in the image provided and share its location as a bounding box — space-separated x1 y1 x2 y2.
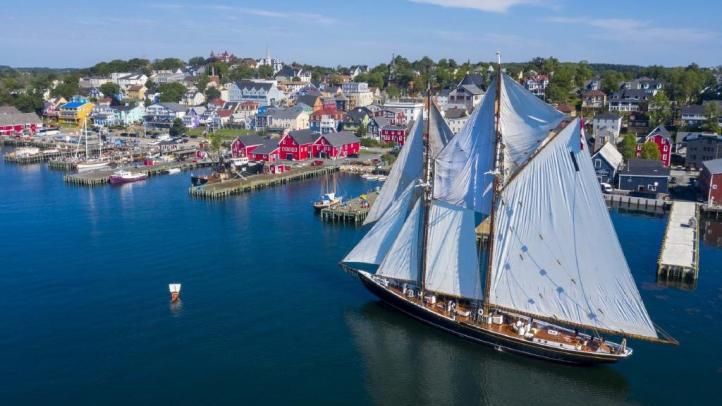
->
58 97 95 126
126 85 147 100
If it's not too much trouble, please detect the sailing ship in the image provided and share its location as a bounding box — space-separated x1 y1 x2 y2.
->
314 173 342 211
109 170 148 184
341 54 677 365
169 283 181 302
75 120 109 172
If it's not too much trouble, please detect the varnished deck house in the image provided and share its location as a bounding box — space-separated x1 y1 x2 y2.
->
313 131 360 159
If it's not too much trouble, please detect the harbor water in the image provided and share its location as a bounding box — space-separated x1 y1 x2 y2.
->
1 145 720 405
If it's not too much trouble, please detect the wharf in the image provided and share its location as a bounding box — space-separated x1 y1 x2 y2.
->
603 194 670 214
189 165 337 199
320 191 378 224
4 150 77 164
657 201 699 282
64 161 215 186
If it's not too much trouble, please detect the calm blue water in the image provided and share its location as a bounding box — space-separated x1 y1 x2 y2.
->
1 145 720 405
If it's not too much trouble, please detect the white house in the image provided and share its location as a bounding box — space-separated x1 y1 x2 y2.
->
112 73 148 89
151 69 185 84
592 112 622 152
182 91 206 106
227 80 286 107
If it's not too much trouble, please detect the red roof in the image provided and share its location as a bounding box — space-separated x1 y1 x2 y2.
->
218 109 232 117
211 98 225 106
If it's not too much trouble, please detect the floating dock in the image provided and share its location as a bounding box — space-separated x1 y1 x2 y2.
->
189 166 337 199
657 201 699 282
320 191 378 223
603 194 670 214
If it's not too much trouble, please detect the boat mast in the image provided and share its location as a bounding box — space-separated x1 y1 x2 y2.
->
483 51 505 315
84 119 89 158
419 75 433 296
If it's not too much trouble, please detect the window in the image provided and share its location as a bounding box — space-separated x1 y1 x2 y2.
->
595 159 602 168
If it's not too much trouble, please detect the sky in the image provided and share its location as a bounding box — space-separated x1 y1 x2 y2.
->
1 0 720 68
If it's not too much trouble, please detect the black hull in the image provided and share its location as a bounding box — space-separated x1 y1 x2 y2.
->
358 272 624 366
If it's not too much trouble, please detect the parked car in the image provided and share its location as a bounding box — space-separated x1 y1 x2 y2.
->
600 183 613 193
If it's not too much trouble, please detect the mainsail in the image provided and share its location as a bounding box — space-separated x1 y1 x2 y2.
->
364 119 425 224
428 102 455 158
488 119 658 338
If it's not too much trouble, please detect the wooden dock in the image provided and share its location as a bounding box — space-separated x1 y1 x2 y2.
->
603 194 670 214
320 191 379 223
657 201 699 282
64 161 215 186
189 165 337 199
4 150 78 164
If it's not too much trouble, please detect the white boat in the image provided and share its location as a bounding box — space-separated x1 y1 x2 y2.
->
361 173 380 180
166 168 181 175
169 283 181 302
109 170 147 184
76 160 110 172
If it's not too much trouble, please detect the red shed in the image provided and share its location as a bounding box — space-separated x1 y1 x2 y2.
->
249 139 280 162
278 129 317 161
636 125 672 168
0 110 42 136
314 131 360 159
701 158 722 205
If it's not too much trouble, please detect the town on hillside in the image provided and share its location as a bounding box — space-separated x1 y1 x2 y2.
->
2 52 722 205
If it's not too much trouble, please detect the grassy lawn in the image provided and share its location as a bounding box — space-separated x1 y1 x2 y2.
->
185 128 256 139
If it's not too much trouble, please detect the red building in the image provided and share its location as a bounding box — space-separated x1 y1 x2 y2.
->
278 129 318 161
230 135 270 158
249 140 280 162
636 125 672 167
0 107 42 136
381 124 409 145
314 131 360 159
700 158 722 205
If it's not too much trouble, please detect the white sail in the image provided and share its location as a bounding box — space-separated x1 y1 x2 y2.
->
498 74 564 180
364 118 425 224
424 200 483 300
428 102 454 158
489 120 657 338
168 283 181 293
433 84 496 215
377 197 424 282
343 182 418 265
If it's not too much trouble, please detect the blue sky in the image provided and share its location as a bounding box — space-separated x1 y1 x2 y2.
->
1 0 720 68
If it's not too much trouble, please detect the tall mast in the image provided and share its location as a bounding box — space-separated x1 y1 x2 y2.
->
84 119 89 158
419 75 433 296
483 51 504 314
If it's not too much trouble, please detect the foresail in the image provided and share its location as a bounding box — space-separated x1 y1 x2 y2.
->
364 119 424 224
425 200 483 300
428 102 454 158
343 182 417 265
433 85 496 215
499 74 564 181
377 197 423 282
489 119 657 338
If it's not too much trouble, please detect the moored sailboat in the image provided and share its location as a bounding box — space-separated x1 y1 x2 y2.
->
169 283 181 302
341 54 677 365
314 172 342 211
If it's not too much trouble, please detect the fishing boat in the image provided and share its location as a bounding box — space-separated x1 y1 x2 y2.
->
341 54 677 365
169 283 181 302
109 170 147 184
314 172 342 211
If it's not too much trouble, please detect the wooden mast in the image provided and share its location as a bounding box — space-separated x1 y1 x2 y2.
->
419 75 433 297
482 51 504 315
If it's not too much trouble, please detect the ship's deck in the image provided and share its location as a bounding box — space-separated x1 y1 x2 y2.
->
376 277 621 356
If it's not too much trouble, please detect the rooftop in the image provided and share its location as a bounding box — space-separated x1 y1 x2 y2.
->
703 158 722 175
620 159 670 177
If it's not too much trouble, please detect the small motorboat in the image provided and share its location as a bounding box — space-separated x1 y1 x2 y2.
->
314 192 342 211
109 170 147 184
169 283 181 302
166 167 181 175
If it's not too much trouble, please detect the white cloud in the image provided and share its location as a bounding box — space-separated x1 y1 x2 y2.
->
410 0 550 13
148 3 336 25
547 16 718 44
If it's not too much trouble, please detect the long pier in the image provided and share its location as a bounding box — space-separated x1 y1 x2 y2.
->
603 193 670 214
64 161 215 186
320 191 379 224
657 201 699 282
189 165 337 199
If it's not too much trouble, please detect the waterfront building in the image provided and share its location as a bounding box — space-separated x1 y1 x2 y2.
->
0 106 43 135
684 132 722 169
700 158 722 205
249 139 280 162
42 97 67 120
313 131 360 159
230 135 269 158
591 142 623 184
278 129 317 161
58 97 94 126
617 159 670 194
380 121 413 145
91 104 145 127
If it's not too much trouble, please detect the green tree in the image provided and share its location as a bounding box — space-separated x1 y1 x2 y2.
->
188 56 206 68
619 134 638 161
157 82 187 103
210 130 223 151
355 122 368 138
601 70 623 95
640 141 661 160
169 118 185 137
545 64 574 103
574 61 593 88
153 58 184 71
227 65 255 82
705 102 720 133
196 74 210 91
99 82 121 99
257 65 274 79
648 91 672 127
205 86 221 101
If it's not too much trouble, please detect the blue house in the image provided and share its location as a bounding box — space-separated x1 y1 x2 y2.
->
617 159 670 195
591 142 623 184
